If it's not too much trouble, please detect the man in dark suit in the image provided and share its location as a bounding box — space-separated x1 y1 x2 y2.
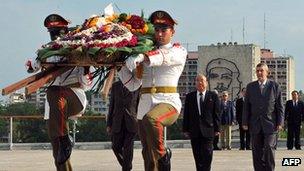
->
242 63 284 171
106 80 140 171
212 90 221 150
183 74 220 171
236 88 250 150
285 90 304 150
219 91 235 150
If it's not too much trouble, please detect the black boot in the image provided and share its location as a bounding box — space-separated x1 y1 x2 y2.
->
57 134 73 164
158 148 172 171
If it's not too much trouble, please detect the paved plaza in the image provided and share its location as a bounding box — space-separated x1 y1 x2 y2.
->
0 148 303 171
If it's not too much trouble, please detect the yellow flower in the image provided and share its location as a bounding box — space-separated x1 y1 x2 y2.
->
143 24 148 33
103 24 111 32
105 14 119 23
88 17 99 28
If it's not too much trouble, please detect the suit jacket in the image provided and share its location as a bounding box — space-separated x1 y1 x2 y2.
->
242 80 284 134
183 90 221 138
285 100 304 125
107 81 140 133
220 100 235 125
236 97 244 125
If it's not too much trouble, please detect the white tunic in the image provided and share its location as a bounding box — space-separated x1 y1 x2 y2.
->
118 42 187 120
44 66 91 119
30 56 91 119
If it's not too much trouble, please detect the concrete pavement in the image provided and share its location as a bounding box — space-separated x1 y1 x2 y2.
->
0 148 303 171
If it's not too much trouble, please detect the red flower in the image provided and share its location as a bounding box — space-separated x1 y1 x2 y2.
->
126 15 145 29
51 43 63 50
129 35 138 46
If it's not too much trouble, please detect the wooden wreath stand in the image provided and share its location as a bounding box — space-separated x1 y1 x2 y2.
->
2 53 124 97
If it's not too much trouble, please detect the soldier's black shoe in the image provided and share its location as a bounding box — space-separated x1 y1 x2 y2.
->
57 135 73 164
158 148 172 171
214 146 222 150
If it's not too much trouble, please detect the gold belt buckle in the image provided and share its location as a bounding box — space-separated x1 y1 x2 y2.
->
151 87 157 94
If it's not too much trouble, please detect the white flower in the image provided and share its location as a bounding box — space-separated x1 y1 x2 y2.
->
46 22 134 48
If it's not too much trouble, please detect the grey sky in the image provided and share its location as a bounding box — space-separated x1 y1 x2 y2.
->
1 0 304 100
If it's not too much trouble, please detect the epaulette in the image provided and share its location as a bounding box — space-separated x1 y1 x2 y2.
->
146 50 160 56
173 42 181 47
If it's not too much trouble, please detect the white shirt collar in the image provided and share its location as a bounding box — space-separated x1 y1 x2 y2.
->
258 79 267 86
159 43 172 49
197 90 206 96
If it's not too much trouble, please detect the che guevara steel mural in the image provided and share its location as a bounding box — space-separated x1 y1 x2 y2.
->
206 58 242 100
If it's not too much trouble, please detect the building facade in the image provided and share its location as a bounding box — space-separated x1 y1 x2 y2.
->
26 87 46 109
198 43 261 100
261 49 295 102
178 51 198 113
8 92 25 104
90 93 110 114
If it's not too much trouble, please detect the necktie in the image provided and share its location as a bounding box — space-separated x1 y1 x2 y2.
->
199 93 204 115
260 84 264 94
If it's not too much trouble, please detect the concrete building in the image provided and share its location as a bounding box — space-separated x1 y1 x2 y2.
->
89 77 120 114
261 49 295 102
198 43 261 100
178 51 198 113
8 92 25 104
26 87 46 109
90 93 109 114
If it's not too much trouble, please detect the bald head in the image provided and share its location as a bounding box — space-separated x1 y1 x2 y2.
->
196 74 208 92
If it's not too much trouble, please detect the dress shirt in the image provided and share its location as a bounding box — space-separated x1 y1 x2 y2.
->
197 90 206 115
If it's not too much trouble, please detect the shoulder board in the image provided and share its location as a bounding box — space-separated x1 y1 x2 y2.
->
173 42 181 47
146 50 160 56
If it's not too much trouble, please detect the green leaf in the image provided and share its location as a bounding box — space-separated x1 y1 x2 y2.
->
131 45 154 54
137 38 154 46
87 47 101 55
103 47 117 54
37 47 52 58
74 46 83 53
38 47 71 60
146 23 155 35
117 47 133 53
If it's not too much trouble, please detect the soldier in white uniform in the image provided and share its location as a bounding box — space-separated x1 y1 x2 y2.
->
118 10 187 171
26 14 91 171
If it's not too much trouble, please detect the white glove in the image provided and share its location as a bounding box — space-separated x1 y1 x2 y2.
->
125 54 145 71
118 66 142 91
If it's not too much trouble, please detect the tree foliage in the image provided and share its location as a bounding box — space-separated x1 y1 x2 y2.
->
75 110 110 142
0 102 48 143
